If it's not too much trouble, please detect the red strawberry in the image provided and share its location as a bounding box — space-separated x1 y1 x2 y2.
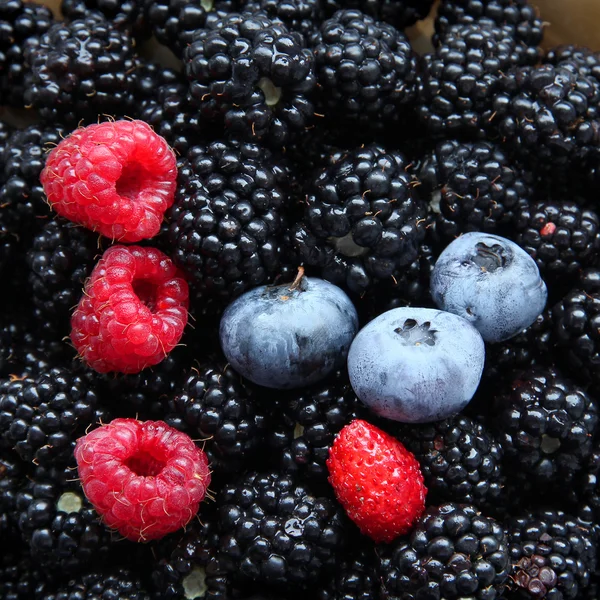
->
327 419 426 543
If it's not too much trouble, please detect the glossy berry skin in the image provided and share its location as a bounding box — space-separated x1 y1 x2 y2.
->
71 245 189 374
219 275 358 389
75 418 210 542
431 232 548 342
348 307 485 423
327 419 426 543
41 120 177 243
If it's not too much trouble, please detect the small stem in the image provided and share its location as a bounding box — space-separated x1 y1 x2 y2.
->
289 267 305 291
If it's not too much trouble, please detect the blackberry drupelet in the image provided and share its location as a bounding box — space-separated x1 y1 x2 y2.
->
217 470 346 588
552 285 600 391
568 447 600 529
41 567 151 600
419 139 533 245
152 512 232 600
186 12 317 147
514 200 600 284
309 10 417 128
168 139 290 306
545 45 600 87
492 367 598 488
242 0 324 38
324 0 435 30
290 143 427 295
60 0 149 39
0 452 22 539
418 22 535 139
396 415 506 511
265 371 369 483
144 0 239 58
0 366 108 468
15 464 113 575
506 510 597 599
134 59 180 104
0 1 54 107
24 14 139 124
26 218 100 333
435 0 544 47
164 362 268 474
0 124 67 275
378 503 510 599
490 63 600 172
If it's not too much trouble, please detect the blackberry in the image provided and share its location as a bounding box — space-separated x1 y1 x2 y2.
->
152 512 232 600
324 0 435 30
0 1 54 107
309 10 417 128
492 367 598 487
168 139 290 306
396 415 506 511
24 14 139 124
0 545 53 600
0 452 22 539
0 123 67 274
60 0 149 39
0 119 13 156
506 510 597 599
264 371 369 483
435 0 544 47
290 143 427 295
491 63 600 172
0 366 108 468
552 286 600 390
26 218 100 333
144 0 238 58
568 447 600 527
378 503 510 599
514 200 600 285
15 464 113 575
134 59 180 105
164 362 268 474
41 567 151 600
417 22 535 139
419 139 533 244
217 471 346 588
186 12 317 147
545 45 600 87
242 0 324 38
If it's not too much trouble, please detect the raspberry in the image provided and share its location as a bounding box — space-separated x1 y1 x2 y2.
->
74 418 211 542
70 245 189 374
40 120 177 243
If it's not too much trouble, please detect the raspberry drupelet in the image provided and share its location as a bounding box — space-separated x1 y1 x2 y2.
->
74 418 211 542
71 245 189 374
40 120 177 243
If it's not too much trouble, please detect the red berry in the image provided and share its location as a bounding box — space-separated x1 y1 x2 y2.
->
75 418 210 542
327 419 426 543
71 245 189 374
41 119 177 242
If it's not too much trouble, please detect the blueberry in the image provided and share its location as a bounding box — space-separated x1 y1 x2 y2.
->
347 307 485 423
219 271 359 389
430 232 548 343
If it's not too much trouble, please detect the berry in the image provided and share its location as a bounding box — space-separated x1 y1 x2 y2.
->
164 362 268 473
417 22 535 138
219 272 358 389
419 139 533 244
546 45 600 87
242 0 323 38
74 418 211 542
24 14 139 124
431 232 548 342
397 415 505 511
0 545 52 600
0 0 54 107
327 419 426 543
217 470 346 587
70 245 189 374
348 307 485 423
309 10 417 128
41 119 177 243
0 452 23 539
506 509 597 599
325 0 434 30
378 503 510 599
290 143 427 295
185 12 317 147
167 139 290 306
